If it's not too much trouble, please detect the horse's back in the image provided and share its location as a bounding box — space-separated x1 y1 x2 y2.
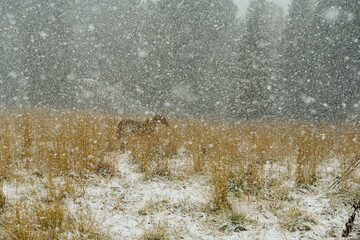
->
118 119 149 137
117 115 169 139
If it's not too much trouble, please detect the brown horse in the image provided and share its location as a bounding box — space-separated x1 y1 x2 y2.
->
117 115 169 151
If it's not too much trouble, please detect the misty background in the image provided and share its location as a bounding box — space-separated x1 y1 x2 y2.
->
0 0 359 121
234 0 290 15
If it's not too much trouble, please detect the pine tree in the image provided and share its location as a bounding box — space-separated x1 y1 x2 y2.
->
141 0 237 116
0 0 27 106
312 0 360 120
282 0 359 120
236 0 284 120
281 0 317 119
72 0 144 111
20 0 76 108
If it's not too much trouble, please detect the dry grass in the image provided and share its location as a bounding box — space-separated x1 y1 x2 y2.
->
140 221 172 240
0 173 110 240
279 207 317 232
0 108 119 239
0 107 359 229
0 200 112 240
0 182 6 212
0 108 119 178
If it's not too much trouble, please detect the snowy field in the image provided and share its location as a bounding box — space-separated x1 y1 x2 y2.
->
2 151 359 240
1 0 359 238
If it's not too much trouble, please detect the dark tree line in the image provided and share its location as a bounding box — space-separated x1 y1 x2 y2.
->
282 0 360 121
0 0 359 121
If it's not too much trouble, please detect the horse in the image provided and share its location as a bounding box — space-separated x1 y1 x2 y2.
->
117 114 169 151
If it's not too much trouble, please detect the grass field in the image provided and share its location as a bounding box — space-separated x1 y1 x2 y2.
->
0 108 359 239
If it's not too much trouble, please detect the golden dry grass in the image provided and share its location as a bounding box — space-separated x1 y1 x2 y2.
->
117 116 359 209
0 107 359 211
0 200 112 240
0 108 119 178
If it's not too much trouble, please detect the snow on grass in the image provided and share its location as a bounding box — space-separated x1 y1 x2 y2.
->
73 153 212 239
1 152 359 239
68 153 359 239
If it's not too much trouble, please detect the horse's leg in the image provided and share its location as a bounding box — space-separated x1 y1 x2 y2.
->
117 123 122 140
117 123 126 153
119 139 125 153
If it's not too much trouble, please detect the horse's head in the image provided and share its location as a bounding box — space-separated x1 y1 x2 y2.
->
153 114 169 126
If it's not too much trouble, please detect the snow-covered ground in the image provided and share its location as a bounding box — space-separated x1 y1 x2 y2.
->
2 152 359 239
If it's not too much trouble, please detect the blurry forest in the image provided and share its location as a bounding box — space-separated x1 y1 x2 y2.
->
0 0 359 121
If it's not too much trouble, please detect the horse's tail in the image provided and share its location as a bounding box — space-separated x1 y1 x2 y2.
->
117 121 125 153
